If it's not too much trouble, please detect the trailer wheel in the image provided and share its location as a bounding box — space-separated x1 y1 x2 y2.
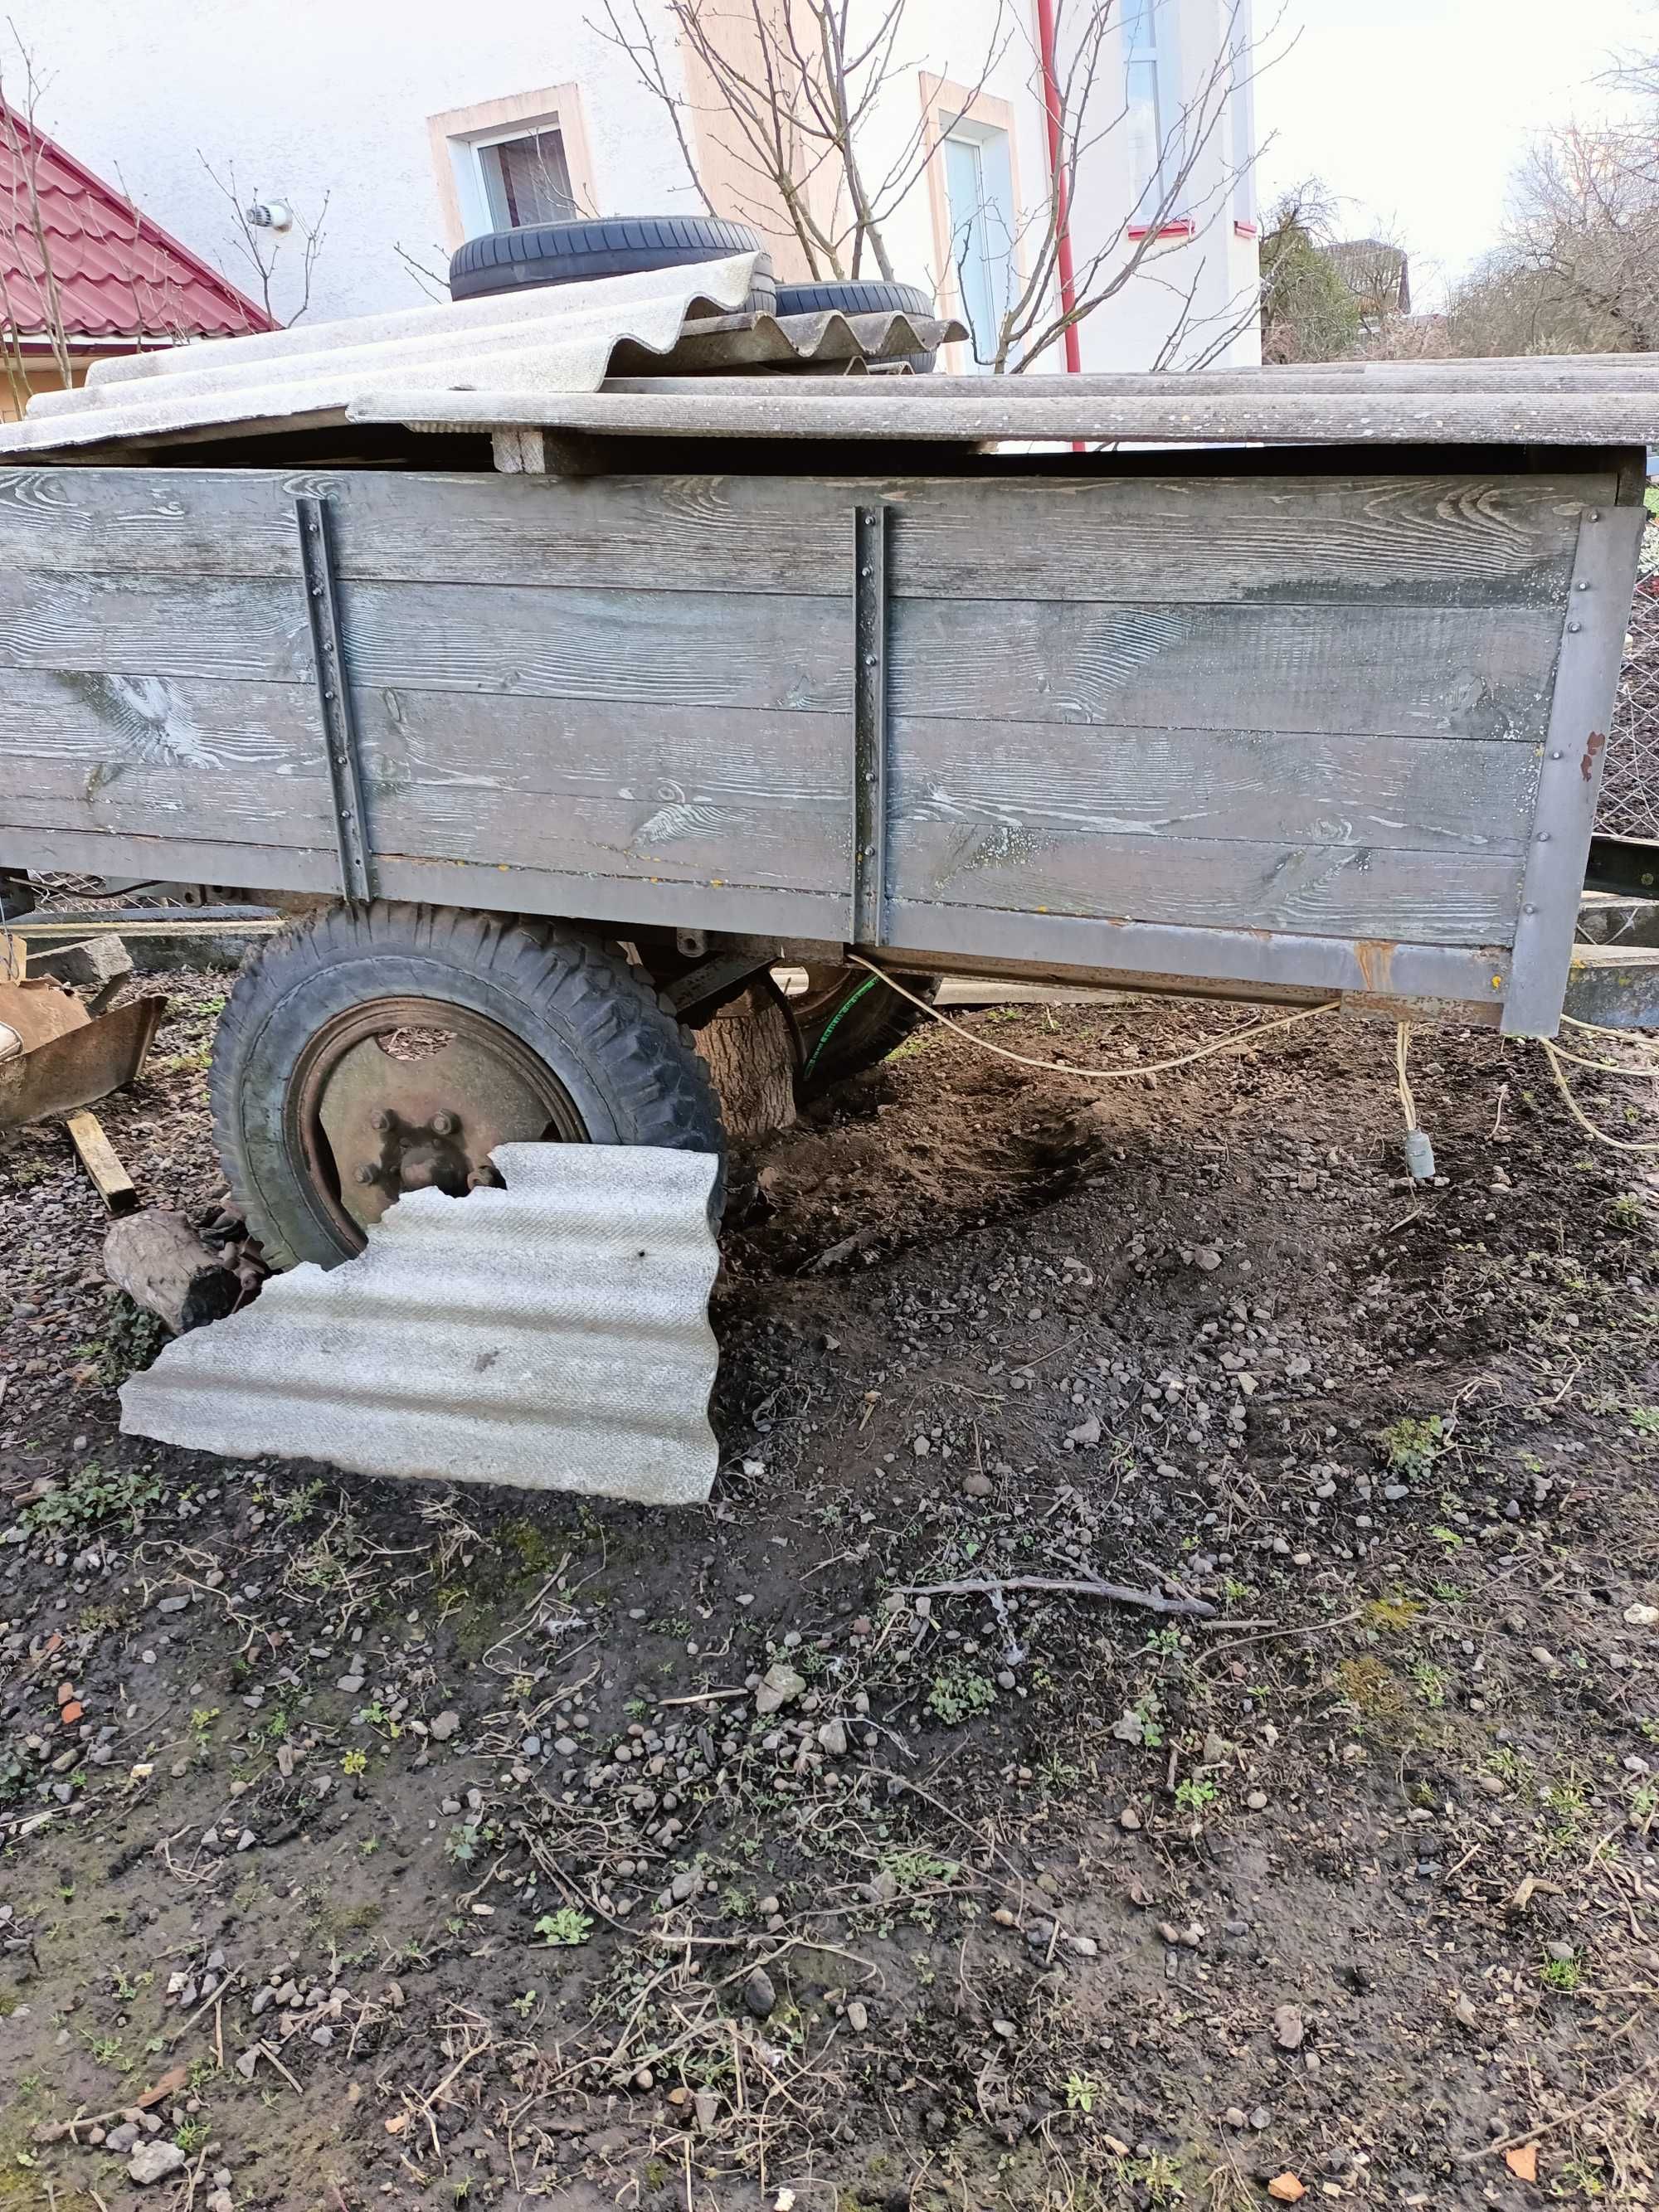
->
210 902 724 1271
791 964 941 1101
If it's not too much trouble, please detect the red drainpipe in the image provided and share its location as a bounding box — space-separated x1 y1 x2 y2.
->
1035 0 1082 373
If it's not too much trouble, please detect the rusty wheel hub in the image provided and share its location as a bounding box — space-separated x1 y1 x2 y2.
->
290 994 585 1250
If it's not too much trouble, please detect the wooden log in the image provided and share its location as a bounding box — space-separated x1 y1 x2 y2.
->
104 1210 243 1334
693 984 798 1140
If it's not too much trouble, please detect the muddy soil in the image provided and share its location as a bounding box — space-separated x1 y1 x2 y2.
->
2 976 1657 2212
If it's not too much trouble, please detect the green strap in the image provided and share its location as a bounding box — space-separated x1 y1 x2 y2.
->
801 973 884 1077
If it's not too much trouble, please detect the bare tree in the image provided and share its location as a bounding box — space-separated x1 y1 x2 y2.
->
1447 76 1659 359
979 0 1271 372
198 154 328 327
596 0 1011 282
595 0 1276 370
0 28 72 411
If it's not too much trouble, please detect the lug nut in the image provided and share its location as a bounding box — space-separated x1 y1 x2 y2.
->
432 1110 458 1136
353 1164 377 1186
369 1109 392 1133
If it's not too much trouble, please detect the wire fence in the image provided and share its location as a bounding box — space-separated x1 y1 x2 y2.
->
1601 533 1659 843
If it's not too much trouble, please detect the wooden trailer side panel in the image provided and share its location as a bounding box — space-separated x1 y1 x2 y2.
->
0 461 1634 1023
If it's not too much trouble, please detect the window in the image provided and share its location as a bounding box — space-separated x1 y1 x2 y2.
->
475 127 575 231
428 87 596 250
941 125 1015 370
1124 0 1172 218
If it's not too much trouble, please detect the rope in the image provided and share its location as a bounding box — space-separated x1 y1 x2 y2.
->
1541 1037 1659 1154
1547 1038 1659 1078
1394 1021 1418 1131
846 955 1340 1080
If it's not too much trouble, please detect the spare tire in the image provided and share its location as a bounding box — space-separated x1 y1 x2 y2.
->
774 278 939 369
450 215 776 310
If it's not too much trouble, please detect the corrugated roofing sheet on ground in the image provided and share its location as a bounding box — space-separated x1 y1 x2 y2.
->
119 1145 722 1506
0 100 273 342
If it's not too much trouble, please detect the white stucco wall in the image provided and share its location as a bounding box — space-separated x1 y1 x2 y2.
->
5 0 1258 367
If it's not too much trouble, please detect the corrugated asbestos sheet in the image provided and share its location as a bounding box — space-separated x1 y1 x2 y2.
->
352 356 1659 448
0 254 762 454
119 1145 722 1506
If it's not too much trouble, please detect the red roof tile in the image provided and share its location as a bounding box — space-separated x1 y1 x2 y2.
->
0 104 275 343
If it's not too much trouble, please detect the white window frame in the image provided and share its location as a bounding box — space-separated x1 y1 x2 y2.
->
939 114 1017 372
1229 0 1257 232
1124 0 1183 225
450 117 575 238
426 85 597 252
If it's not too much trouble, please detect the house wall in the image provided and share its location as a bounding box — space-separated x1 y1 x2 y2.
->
2 0 1258 369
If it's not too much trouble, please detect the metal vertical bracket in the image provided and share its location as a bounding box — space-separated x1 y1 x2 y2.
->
296 493 375 906
851 503 889 946
1503 498 1647 1035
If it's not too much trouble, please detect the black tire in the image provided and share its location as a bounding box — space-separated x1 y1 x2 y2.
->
792 965 941 1102
211 902 725 1271
775 279 939 371
450 216 776 313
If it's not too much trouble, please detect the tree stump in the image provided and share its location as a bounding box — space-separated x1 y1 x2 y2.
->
693 984 798 1140
105 1211 244 1334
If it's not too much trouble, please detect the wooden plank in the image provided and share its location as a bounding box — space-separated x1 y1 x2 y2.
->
66 1110 139 1214
890 820 1525 944
0 821 850 942
0 465 1608 605
0 569 850 712
6 765 849 895
888 721 1538 853
889 599 1561 741
0 677 851 808
0 670 327 769
889 473 1602 607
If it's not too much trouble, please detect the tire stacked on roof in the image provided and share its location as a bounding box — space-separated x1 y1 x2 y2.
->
775 279 939 371
447 222 941 370
448 215 777 311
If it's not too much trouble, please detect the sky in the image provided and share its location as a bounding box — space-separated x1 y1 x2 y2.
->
1256 0 1657 304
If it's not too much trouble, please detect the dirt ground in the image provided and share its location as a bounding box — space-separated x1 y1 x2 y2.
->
2 970 1658 2212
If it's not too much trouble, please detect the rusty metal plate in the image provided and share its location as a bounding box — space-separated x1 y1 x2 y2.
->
0 975 91 1053
0 994 167 1127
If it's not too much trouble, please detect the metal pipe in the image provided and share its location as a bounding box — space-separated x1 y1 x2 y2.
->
1035 0 1082 375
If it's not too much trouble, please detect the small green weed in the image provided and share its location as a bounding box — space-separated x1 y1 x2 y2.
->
926 1662 995 1725
1065 2071 1097 2114
1374 1414 1447 1483
533 1908 593 1947
20 1461 163 1538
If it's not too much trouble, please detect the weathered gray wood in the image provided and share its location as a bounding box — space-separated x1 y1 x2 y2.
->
0 675 849 807
889 475 1597 608
0 465 1608 605
0 568 849 712
0 671 328 768
888 721 1539 853
8 763 849 893
892 821 1525 943
0 820 850 941
890 600 1560 741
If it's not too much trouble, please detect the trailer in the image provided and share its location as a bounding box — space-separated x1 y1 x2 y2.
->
1 251 1655 1271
